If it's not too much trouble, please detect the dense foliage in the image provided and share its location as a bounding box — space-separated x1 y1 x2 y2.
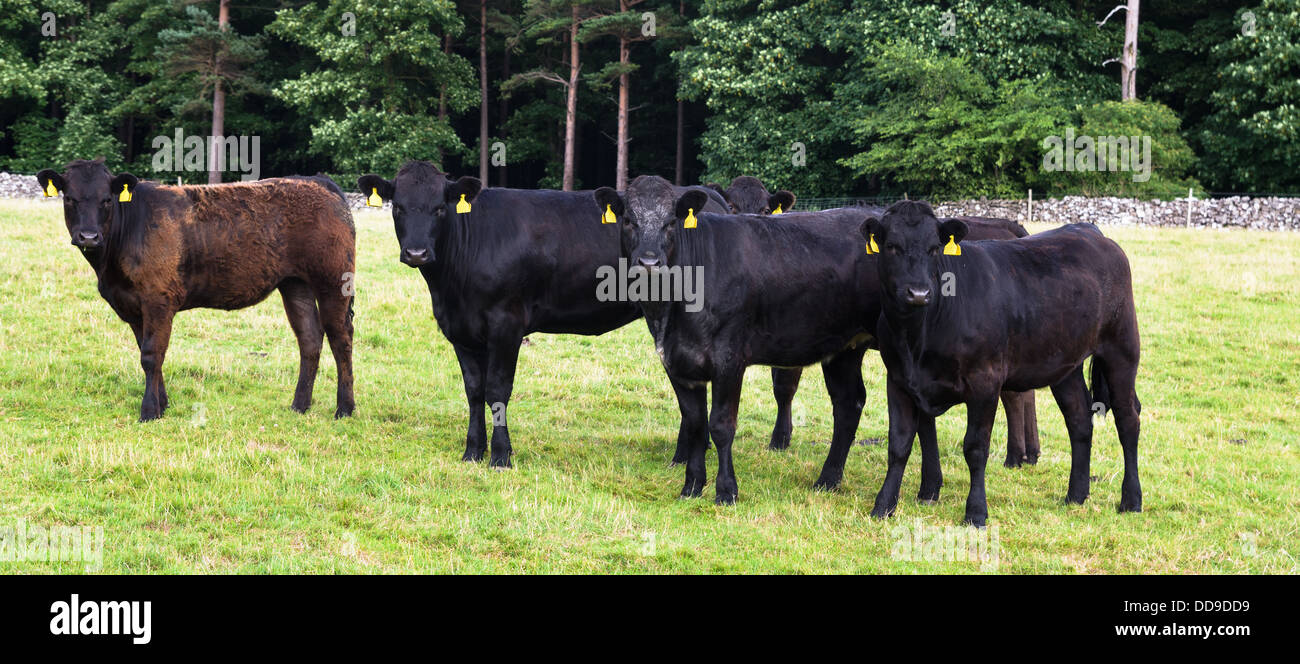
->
1 0 1295 197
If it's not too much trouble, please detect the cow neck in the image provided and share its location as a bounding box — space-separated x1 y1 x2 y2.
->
880 299 941 415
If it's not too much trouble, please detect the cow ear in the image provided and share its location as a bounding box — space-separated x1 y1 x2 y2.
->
36 169 66 197
938 218 969 245
110 173 139 201
447 175 482 205
706 183 729 201
593 187 625 223
769 190 795 214
674 190 709 226
861 212 885 250
356 174 394 203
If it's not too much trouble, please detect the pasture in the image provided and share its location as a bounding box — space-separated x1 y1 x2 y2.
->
0 197 1296 574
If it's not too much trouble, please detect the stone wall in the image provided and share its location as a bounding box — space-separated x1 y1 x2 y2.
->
935 195 1300 232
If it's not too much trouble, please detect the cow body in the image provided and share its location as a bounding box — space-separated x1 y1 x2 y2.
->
859 202 1142 526
37 161 356 421
359 162 726 468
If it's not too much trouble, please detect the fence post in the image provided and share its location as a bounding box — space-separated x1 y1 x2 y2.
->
1186 187 1194 228
1028 189 1033 224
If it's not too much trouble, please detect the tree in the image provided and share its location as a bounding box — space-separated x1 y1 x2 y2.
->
269 0 477 177
1199 0 1300 192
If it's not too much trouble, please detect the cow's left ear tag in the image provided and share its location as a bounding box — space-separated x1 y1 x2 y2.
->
44 181 59 197
601 204 616 224
366 188 383 207
118 184 132 203
772 204 783 215
683 208 698 229
456 194 471 214
943 234 961 256
865 233 879 255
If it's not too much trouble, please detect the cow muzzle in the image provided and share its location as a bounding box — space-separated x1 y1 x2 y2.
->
401 247 432 267
904 287 932 307
72 231 102 249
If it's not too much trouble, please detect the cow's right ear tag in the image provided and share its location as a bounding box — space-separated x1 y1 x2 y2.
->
683 208 698 229
44 181 58 197
772 204 783 215
366 188 383 207
602 204 616 224
456 194 472 214
865 233 879 255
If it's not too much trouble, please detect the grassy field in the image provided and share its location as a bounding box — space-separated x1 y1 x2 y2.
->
0 197 1296 574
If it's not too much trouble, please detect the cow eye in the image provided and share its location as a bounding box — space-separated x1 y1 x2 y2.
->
928 246 939 256
887 244 901 255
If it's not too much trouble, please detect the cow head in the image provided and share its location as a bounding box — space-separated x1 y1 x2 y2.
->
37 159 138 251
708 176 795 215
595 175 708 269
357 161 481 268
862 201 967 309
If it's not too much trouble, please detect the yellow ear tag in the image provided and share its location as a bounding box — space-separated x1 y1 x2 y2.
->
44 181 58 197
601 204 616 224
118 183 132 203
772 204 783 215
865 233 879 255
943 234 961 256
684 208 697 229
456 194 471 214
366 188 383 207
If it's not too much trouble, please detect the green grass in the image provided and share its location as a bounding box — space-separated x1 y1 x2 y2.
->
1 197 1297 574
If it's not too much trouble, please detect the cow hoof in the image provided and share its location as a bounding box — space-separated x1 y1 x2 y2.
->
680 478 705 498
489 457 513 469
1024 453 1040 465
916 488 940 504
1064 493 1089 505
812 476 841 492
869 504 894 520
669 452 689 466
962 515 988 529
139 409 162 423
1118 496 1142 513
1003 456 1023 469
334 407 354 419
714 492 737 506
768 430 791 450
767 441 790 451
461 451 484 463
290 403 309 414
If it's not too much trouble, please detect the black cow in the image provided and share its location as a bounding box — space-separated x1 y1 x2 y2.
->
707 176 795 215
37 159 357 421
596 176 876 503
856 201 1142 526
357 162 726 467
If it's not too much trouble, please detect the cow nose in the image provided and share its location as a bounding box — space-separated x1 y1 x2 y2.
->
637 253 661 268
906 287 931 306
402 247 430 265
76 231 100 246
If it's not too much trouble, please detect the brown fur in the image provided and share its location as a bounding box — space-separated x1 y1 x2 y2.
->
37 161 356 421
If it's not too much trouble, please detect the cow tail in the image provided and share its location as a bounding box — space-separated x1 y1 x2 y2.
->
1089 356 1111 417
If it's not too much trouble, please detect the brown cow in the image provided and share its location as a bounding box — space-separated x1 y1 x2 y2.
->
37 159 356 421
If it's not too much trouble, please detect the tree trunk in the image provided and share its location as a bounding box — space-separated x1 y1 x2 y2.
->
616 1 630 190
208 0 230 184
438 33 451 166
1121 0 1139 100
499 46 510 187
479 0 489 183
562 5 579 191
674 0 685 186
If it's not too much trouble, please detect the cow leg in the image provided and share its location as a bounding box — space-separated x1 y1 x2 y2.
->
708 370 745 505
454 344 489 462
129 318 166 412
1050 366 1093 505
485 339 522 469
317 289 355 418
675 378 709 497
279 280 324 413
1001 390 1027 468
1022 390 1041 464
916 414 942 503
670 378 707 465
1100 355 1142 513
869 377 918 519
961 396 999 527
812 349 867 490
137 307 175 422
768 367 802 450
